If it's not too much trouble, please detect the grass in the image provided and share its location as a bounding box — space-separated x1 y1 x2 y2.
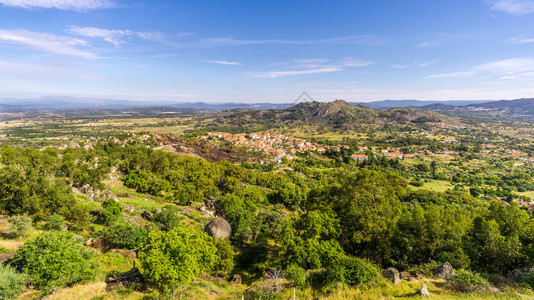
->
412 180 455 193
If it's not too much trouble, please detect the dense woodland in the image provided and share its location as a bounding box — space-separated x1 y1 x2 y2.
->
0 129 534 298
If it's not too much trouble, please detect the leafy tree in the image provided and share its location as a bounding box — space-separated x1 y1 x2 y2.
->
152 207 182 231
139 227 218 290
102 222 148 250
7 215 33 238
11 232 96 289
99 198 124 225
0 264 28 300
285 265 306 287
44 214 65 231
212 238 235 277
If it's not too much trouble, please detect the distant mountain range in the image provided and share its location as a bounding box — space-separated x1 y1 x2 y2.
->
1 96 534 123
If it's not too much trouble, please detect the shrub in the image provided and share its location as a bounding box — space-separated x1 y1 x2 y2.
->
448 269 490 292
139 227 217 290
285 265 306 287
212 238 235 277
99 199 124 225
152 208 182 231
7 215 33 238
102 223 148 250
11 231 97 289
44 214 65 231
0 264 28 300
326 256 379 286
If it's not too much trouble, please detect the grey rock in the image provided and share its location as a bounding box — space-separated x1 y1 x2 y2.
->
382 267 401 284
416 283 430 297
432 262 455 279
204 217 232 239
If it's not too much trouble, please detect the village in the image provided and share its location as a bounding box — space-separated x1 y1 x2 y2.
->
199 132 534 163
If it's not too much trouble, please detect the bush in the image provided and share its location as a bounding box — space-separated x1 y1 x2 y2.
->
11 231 97 289
326 256 379 286
44 214 65 231
285 265 306 287
212 238 235 277
99 199 124 225
102 223 148 250
7 215 33 238
448 269 490 292
139 227 218 290
0 264 27 300
152 208 182 231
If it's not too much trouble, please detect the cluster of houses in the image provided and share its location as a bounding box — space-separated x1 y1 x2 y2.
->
199 132 534 165
199 132 350 157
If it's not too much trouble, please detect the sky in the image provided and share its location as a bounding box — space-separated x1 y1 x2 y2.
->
2 0 534 102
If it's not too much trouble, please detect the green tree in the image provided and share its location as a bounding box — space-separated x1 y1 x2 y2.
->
139 227 218 290
0 264 28 300
7 215 33 238
99 198 124 225
11 232 96 289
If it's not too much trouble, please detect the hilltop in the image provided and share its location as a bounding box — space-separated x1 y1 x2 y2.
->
208 100 454 133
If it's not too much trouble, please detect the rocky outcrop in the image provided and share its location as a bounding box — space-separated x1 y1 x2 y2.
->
432 262 455 279
400 271 412 281
204 217 231 239
105 267 144 292
382 267 401 284
509 267 534 282
416 283 430 297
231 274 242 284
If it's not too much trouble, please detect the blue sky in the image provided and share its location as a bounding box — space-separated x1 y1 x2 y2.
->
1 0 534 102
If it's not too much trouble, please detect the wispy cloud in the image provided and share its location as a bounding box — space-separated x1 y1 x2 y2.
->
510 36 534 44
248 67 342 78
417 60 439 68
427 57 534 78
247 58 373 78
487 0 534 15
417 41 443 48
203 60 241 66
188 35 389 48
426 71 475 78
66 26 172 47
0 29 98 59
390 64 409 69
0 0 114 11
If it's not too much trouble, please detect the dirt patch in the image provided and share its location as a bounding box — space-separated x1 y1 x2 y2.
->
153 133 256 163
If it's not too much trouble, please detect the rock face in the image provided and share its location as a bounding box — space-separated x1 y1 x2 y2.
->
509 267 534 282
382 267 401 284
432 262 455 279
105 267 144 292
141 210 153 221
416 283 430 297
204 217 232 239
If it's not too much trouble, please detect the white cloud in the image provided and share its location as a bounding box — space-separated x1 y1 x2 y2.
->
474 58 534 74
426 71 475 78
203 60 241 66
0 0 114 11
67 26 129 47
188 35 389 48
488 0 534 15
510 36 534 43
427 57 534 79
417 41 443 48
67 26 172 46
247 67 342 78
390 64 409 69
417 60 439 68
247 57 373 78
0 29 98 59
